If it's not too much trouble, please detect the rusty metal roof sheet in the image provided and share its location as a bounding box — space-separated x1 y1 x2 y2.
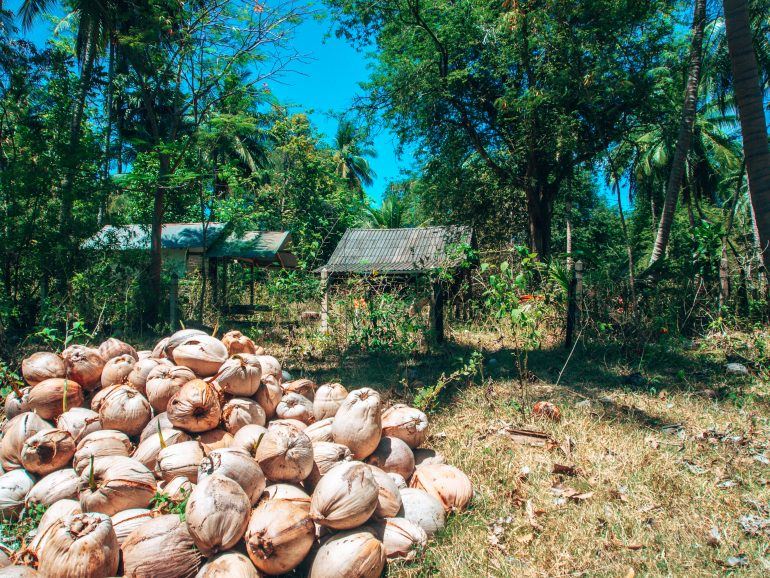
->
316 226 472 274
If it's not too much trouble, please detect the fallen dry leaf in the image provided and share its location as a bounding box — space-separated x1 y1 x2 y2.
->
500 426 558 448
552 463 580 476
560 436 575 461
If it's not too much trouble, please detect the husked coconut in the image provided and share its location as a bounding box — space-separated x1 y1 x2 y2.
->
332 388 382 459
0 470 35 518
198 448 265 505
368 465 403 518
0 412 52 471
155 440 205 483
79 456 156 515
253 380 282 418
307 528 385 578
282 378 315 401
263 483 311 510
195 551 260 578
410 463 473 512
222 397 266 434
145 365 195 413
73 430 132 475
413 448 446 467
313 383 347 420
137 350 152 359
173 335 228 377
98 384 152 437
151 337 170 359
275 393 315 424
381 404 429 448
56 407 101 443
0 567 42 577
100 354 135 388
398 488 445 536
139 413 173 442
36 512 119 578
305 441 352 489
231 424 267 457
221 330 258 356
389 472 408 489
27 378 84 421
304 417 334 443
164 328 207 358
61 345 105 391
158 476 194 503
245 499 314 575
89 384 120 412
254 422 313 482
167 380 222 433
20 428 76 475
310 461 379 530
185 474 250 555
365 436 415 481
34 498 82 540
197 428 233 453
98 337 138 361
21 352 66 386
215 354 262 396
131 428 191 470
4 386 30 420
111 508 155 545
371 517 427 561
128 358 171 393
269 418 307 432
25 468 79 506
254 355 281 386
121 514 203 578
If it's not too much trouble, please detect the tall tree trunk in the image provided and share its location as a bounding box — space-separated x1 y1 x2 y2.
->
526 185 552 259
98 35 116 227
719 168 743 310
149 153 169 323
649 0 706 265
724 0 770 271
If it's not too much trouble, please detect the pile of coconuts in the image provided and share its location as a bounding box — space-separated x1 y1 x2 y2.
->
0 329 472 577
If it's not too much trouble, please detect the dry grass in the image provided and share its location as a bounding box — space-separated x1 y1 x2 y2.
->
273 328 770 577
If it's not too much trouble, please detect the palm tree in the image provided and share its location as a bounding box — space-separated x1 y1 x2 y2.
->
359 184 427 229
723 0 770 269
332 119 376 195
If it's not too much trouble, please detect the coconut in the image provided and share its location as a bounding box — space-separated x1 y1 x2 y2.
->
282 378 315 401
398 488 446 536
4 387 30 421
159 476 194 502
128 358 171 394
253 380 282 418
167 380 222 433
98 337 138 361
413 448 446 467
34 498 83 540
121 514 203 578
185 474 250 555
0 567 42 577
268 418 307 432
173 335 228 377
26 468 79 506
304 417 334 443
79 456 156 515
164 328 207 358
73 430 132 475
263 483 311 510
368 465 403 518
198 448 265 505
139 412 173 442
36 512 119 578
20 428 75 475
332 388 382 460
21 352 66 386
0 412 52 471
100 354 136 388
410 463 473 512
372 517 427 561
308 528 385 578
56 408 101 444
132 428 191 470
365 436 415 481
215 354 262 396
197 429 233 453
27 378 84 421
195 551 260 578
221 397 266 435
137 350 152 359
145 365 195 413
306 442 352 489
381 404 429 448
231 424 268 457
221 330 258 356
89 384 120 413
0 470 35 518
310 461 378 530
275 393 315 425
61 345 105 391
98 385 152 437
151 337 170 359
389 472 408 489
111 508 155 545
254 355 282 386
313 383 347 420
245 499 314 575
155 440 206 483
254 422 313 483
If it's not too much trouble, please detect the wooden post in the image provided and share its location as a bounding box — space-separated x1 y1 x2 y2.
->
429 281 445 344
221 259 228 312
320 267 329 334
209 257 218 308
169 272 179 329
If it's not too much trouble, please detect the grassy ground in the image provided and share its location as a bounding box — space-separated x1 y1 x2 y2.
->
275 328 770 577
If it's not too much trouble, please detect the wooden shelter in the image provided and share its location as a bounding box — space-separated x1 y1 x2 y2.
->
315 226 473 342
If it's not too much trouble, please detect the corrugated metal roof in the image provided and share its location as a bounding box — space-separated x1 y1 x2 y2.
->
316 226 472 274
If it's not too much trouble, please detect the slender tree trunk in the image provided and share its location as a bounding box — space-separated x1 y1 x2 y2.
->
149 153 169 323
719 168 744 309
526 185 552 259
98 35 116 227
724 0 770 271
649 0 706 265
565 199 573 257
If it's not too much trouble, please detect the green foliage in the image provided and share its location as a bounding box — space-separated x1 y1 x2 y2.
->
151 489 190 521
0 502 47 551
413 351 484 412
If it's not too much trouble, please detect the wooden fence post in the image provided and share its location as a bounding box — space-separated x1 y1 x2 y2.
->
429 281 445 344
320 268 329 334
170 272 179 329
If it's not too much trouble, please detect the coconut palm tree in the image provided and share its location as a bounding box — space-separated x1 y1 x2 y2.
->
333 118 376 195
